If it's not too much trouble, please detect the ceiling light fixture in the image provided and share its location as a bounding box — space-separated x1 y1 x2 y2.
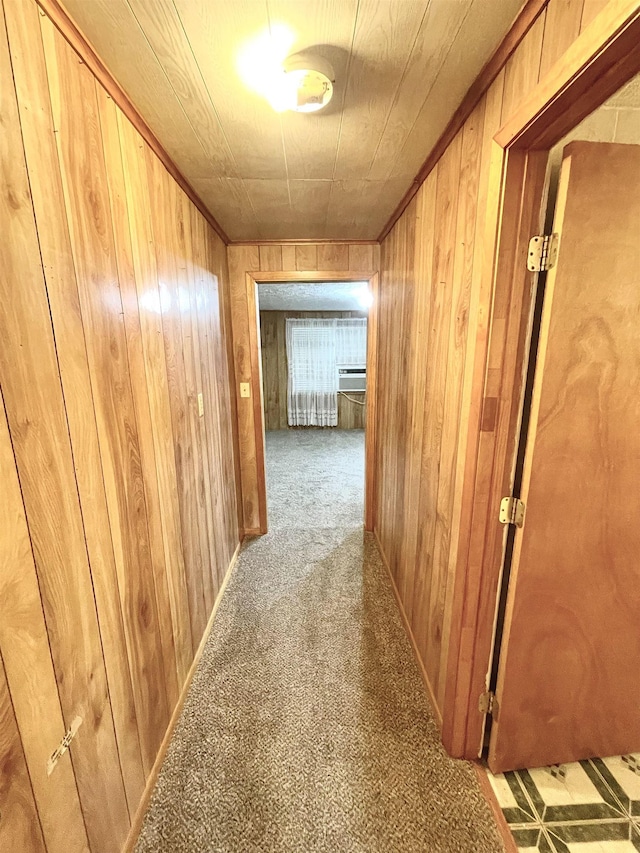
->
273 53 335 114
238 32 334 115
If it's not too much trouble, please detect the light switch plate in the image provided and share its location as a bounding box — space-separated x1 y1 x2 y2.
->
240 382 251 398
197 392 204 417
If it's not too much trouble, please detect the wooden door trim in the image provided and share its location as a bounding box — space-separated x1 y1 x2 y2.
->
247 271 379 535
441 0 640 760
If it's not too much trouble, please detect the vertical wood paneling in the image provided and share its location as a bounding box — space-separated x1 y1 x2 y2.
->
98 92 193 692
0 10 130 849
317 243 349 270
580 0 609 29
441 70 507 714
4 0 146 814
281 244 297 269
426 102 484 696
501 11 546 121
411 134 462 665
374 0 613 728
375 77 508 718
1 0 240 848
295 243 318 270
42 19 171 774
0 393 89 853
97 89 183 705
348 243 375 271
187 204 226 600
118 110 211 651
0 656 46 853
203 221 240 567
539 0 586 76
397 174 438 613
259 244 283 271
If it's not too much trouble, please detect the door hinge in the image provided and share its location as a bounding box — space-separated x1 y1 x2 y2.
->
47 716 82 776
499 496 525 528
527 233 559 272
479 691 498 716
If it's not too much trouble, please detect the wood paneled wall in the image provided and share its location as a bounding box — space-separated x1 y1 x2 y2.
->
374 0 610 723
259 310 367 431
0 2 239 851
228 242 379 533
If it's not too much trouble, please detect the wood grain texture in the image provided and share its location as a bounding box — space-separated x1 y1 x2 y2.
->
374 0 638 754
259 311 367 431
4 0 146 817
228 243 379 533
0 656 46 853
35 0 230 243
378 0 548 240
0 393 89 853
539 0 586 77
55 0 524 240
42 19 171 774
0 0 241 849
489 142 640 771
442 0 640 762
97 89 182 709
496 0 640 150
0 9 130 849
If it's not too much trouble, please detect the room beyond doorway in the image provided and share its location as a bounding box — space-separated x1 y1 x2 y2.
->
245 271 378 535
256 279 372 532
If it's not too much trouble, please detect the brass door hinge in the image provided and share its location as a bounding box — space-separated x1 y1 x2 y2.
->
499 496 525 528
479 691 498 716
47 716 82 776
527 233 559 272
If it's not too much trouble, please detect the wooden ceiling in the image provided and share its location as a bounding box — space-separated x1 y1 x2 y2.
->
62 0 523 241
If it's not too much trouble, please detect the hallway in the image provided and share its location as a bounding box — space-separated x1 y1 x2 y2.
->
134 430 505 852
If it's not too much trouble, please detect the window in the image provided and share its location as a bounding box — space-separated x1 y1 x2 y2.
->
285 318 367 426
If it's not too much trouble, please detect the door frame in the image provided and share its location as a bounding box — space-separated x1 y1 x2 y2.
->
442 0 640 760
244 269 380 535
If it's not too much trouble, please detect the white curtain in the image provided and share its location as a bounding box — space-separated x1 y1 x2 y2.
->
286 319 338 426
286 318 367 427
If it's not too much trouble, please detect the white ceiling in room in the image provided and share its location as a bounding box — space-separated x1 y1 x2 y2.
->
258 282 369 311
63 0 523 241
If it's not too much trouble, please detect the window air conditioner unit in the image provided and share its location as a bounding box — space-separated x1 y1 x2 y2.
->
338 366 366 392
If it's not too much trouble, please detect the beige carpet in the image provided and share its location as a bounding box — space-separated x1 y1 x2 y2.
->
134 429 505 852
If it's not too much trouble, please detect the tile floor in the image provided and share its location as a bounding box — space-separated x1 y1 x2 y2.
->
487 754 640 852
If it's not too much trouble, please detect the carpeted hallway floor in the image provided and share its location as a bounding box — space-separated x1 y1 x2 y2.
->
134 429 506 852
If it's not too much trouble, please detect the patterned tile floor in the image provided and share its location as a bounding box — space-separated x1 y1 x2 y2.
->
487 754 640 852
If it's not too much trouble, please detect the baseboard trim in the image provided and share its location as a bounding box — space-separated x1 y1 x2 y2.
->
122 540 242 852
473 764 519 853
373 528 443 730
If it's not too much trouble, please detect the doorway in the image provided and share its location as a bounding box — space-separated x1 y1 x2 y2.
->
487 83 640 773
246 271 379 535
442 5 640 772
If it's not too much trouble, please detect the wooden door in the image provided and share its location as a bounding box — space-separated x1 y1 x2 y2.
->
488 141 640 773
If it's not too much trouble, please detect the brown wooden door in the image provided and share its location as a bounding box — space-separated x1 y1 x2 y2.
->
488 141 640 773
